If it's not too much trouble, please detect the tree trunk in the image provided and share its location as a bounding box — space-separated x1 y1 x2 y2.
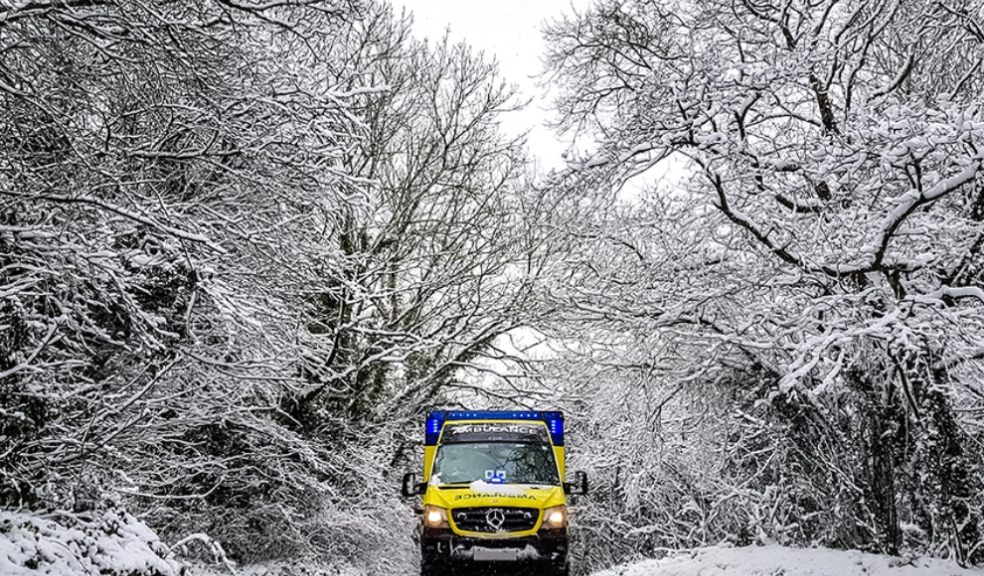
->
851 367 902 554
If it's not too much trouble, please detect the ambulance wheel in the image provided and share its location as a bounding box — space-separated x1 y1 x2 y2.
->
550 562 571 576
419 560 444 576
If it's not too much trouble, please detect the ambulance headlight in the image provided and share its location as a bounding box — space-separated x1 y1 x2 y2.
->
542 505 568 529
423 505 449 529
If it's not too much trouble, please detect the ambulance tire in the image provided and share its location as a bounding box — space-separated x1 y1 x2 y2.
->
551 562 571 576
419 560 443 576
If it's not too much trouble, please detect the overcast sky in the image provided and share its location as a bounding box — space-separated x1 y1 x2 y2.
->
387 0 593 169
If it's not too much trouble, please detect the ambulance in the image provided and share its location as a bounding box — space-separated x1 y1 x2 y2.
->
400 411 588 576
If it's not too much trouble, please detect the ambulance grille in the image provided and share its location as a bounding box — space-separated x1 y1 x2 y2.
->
451 507 539 533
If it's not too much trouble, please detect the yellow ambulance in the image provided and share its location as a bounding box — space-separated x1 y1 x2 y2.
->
400 411 588 576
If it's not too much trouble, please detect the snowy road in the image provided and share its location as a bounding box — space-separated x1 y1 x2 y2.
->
592 546 984 576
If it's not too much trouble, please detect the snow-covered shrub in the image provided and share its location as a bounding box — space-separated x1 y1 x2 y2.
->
0 508 182 576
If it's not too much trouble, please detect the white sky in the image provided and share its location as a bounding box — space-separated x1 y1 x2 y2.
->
387 0 593 169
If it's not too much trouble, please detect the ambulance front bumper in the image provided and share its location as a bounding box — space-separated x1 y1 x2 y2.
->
420 526 568 568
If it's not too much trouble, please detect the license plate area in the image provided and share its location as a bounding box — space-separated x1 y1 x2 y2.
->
473 548 518 562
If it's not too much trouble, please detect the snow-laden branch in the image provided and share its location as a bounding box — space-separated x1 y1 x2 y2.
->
1 191 228 253
0 0 111 25
0 321 61 380
872 159 983 269
910 285 984 305
169 533 239 575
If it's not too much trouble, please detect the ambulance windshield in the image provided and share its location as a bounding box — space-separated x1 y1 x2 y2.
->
432 443 560 486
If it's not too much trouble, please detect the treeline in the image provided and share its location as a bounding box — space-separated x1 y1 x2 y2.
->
0 0 541 571
522 0 984 572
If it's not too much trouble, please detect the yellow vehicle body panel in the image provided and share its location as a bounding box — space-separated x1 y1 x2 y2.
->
554 445 566 483
423 445 437 483
422 418 568 538
423 485 567 538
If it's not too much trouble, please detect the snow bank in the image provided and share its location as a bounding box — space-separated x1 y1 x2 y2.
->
0 509 182 576
592 545 984 576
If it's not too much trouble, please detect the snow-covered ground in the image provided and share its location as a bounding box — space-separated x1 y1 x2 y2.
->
0 509 182 576
6 511 982 576
593 546 984 576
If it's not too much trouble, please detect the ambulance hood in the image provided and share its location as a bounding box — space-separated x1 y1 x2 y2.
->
429 480 565 509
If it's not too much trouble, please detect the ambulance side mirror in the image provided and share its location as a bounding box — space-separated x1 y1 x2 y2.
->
564 471 589 496
401 472 426 498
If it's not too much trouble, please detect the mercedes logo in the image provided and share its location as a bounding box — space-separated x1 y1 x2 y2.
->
485 508 506 531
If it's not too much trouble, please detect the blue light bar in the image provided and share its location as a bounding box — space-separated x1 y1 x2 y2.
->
542 412 565 447
424 410 564 446
425 412 445 446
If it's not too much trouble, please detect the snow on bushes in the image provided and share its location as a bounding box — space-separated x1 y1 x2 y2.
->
0 508 182 576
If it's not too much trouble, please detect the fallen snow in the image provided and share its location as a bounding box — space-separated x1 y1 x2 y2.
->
468 480 534 495
0 509 182 576
592 546 984 576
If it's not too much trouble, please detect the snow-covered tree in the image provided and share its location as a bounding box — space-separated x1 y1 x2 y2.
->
0 0 541 568
282 3 541 434
540 0 984 564
0 0 384 561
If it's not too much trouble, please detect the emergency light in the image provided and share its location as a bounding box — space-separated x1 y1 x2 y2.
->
425 410 564 446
